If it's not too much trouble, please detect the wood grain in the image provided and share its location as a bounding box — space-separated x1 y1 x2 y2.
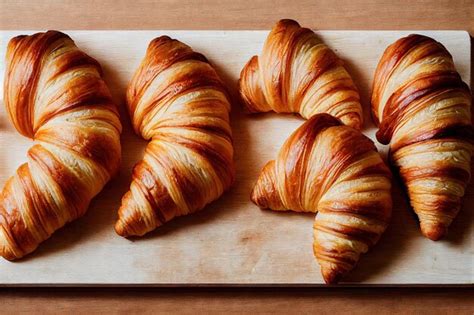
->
0 30 471 285
0 0 473 34
0 288 473 314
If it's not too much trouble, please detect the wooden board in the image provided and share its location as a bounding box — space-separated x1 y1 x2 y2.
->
0 30 472 286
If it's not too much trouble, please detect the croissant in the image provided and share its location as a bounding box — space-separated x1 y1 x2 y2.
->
239 19 363 129
115 36 234 237
251 114 392 284
0 31 122 260
371 34 473 240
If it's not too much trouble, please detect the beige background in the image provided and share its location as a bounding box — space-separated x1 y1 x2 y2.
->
0 0 473 313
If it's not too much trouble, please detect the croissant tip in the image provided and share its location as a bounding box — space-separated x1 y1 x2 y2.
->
0 230 18 261
1 255 14 262
0 244 23 261
114 217 154 238
114 221 130 238
421 223 447 241
1 251 19 261
249 188 258 205
321 267 344 285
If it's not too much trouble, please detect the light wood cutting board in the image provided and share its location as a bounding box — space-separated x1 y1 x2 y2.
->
0 30 472 286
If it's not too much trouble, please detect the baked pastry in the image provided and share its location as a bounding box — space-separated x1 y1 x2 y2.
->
0 31 122 260
239 19 363 129
115 36 234 237
371 34 473 240
251 114 392 284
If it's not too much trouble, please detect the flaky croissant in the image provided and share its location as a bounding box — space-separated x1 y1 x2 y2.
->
251 114 392 284
0 31 122 260
371 34 473 240
115 36 234 237
239 19 363 129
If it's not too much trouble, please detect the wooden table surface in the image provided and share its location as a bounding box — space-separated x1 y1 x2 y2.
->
0 0 473 313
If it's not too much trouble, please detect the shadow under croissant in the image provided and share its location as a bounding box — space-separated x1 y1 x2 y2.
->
344 174 415 283
347 162 474 282
124 188 239 241
440 166 474 246
390 157 474 246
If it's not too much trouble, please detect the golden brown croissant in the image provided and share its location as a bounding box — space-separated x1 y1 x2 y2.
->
115 36 234 237
239 19 363 129
0 31 122 260
371 34 473 240
251 114 392 284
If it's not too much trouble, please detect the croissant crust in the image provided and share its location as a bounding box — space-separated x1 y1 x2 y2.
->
115 36 234 237
371 34 473 240
239 19 363 129
0 31 122 260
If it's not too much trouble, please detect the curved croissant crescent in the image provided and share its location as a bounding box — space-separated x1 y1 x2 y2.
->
115 36 234 237
239 19 363 129
0 31 122 260
251 114 392 284
371 34 473 240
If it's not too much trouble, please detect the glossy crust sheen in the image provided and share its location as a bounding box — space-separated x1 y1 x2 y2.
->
0 31 122 260
239 19 363 129
371 34 473 240
115 36 234 237
251 114 392 284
